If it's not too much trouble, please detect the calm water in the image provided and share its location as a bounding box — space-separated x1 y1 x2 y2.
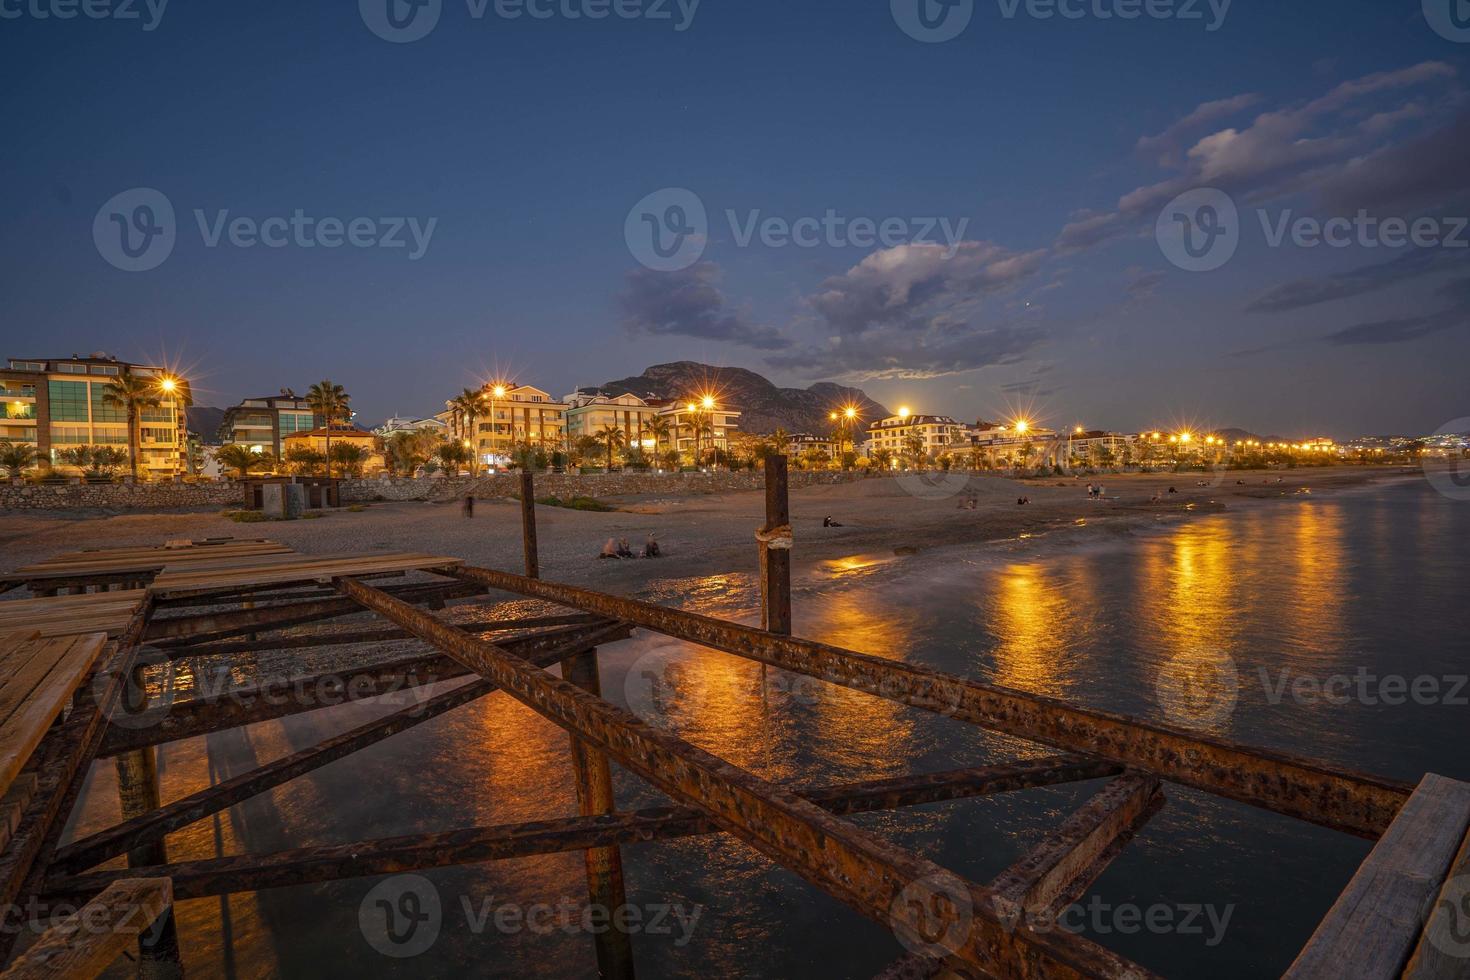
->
79 479 1470 978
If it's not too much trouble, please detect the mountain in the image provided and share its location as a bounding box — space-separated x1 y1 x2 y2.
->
186 406 226 444
591 362 889 436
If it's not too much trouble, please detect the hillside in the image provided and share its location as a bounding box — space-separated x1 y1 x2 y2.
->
592 362 889 436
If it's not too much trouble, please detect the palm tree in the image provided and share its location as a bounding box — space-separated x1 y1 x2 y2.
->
594 424 623 471
285 445 326 476
449 388 485 474
306 380 350 478
215 445 273 480
646 416 672 460
101 375 162 481
694 418 715 468
0 440 38 478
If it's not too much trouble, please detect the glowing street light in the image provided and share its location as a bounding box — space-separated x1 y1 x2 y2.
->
159 377 176 393
1015 420 1030 435
898 406 911 419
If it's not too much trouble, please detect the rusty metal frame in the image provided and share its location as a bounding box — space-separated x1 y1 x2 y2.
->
0 459 1435 978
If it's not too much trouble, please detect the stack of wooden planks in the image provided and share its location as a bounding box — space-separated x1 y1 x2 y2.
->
0 631 106 806
2 539 295 591
0 592 147 639
148 552 464 598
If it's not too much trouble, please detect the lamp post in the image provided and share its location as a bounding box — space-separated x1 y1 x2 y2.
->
489 384 508 473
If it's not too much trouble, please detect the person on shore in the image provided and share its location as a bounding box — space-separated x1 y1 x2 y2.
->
1016 496 1030 505
462 493 474 518
823 515 843 527
1168 486 1178 494
616 538 634 558
598 538 619 559
1086 483 1095 498
642 533 661 558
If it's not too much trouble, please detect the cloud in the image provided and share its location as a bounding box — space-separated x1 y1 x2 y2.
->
1057 62 1463 255
618 263 791 351
1322 276 1470 345
767 241 1049 380
1245 248 1460 313
1318 110 1470 213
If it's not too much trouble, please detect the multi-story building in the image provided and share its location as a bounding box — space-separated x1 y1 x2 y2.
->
865 412 964 461
656 400 741 461
440 384 569 467
787 433 836 459
282 421 385 474
1064 430 1137 467
564 390 665 452
374 416 448 439
958 420 1058 468
217 390 318 458
1 353 188 478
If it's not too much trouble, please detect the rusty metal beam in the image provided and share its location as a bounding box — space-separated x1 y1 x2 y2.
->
331 576 1148 980
54 622 632 875
98 622 631 757
157 613 605 659
990 775 1164 930
444 565 1410 838
44 757 1120 903
144 581 476 645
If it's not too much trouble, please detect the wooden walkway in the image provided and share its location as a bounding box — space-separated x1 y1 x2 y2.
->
0 592 148 639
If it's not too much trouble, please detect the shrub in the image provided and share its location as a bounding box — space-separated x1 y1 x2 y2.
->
535 495 614 512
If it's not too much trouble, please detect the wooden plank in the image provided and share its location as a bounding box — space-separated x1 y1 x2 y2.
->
1403 828 1470 979
990 775 1162 929
150 554 462 597
0 775 38 853
1286 773 1470 980
0 635 107 800
0 593 146 639
0 877 171 979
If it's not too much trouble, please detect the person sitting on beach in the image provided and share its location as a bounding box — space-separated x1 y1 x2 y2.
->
1168 486 1179 494
616 538 634 558
1149 493 1161 503
823 516 843 527
1016 496 1030 505
598 538 619 559
642 533 661 558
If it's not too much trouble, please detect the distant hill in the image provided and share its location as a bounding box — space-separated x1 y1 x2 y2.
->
186 406 225 444
592 362 889 436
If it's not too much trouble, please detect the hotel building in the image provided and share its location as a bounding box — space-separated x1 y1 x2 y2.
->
657 401 741 461
1 353 188 478
440 384 569 465
218 391 318 458
564 391 664 451
864 413 965 460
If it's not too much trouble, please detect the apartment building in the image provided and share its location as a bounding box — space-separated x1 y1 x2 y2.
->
656 400 741 461
564 390 664 451
439 384 569 465
1 353 188 477
218 390 318 458
374 416 447 438
864 412 964 460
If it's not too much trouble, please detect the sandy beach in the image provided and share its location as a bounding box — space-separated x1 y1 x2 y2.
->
0 465 1420 595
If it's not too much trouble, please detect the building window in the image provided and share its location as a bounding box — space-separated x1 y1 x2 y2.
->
90 383 127 422
7 361 43 372
90 365 120 376
141 427 175 444
56 363 87 374
48 380 89 421
51 425 90 444
140 407 174 423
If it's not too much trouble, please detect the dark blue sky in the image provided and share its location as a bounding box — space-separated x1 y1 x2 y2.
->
2 0 1466 436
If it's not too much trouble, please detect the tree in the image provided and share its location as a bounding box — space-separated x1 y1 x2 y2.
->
872 447 894 471
382 431 437 476
645 416 672 460
449 388 485 475
101 375 162 481
215 445 273 480
594 424 624 471
0 440 38 478
329 442 371 478
571 435 601 468
284 445 325 476
306 380 350 478
902 432 925 468
435 439 472 473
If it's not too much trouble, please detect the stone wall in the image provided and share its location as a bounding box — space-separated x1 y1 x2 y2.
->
338 470 860 502
0 471 860 510
0 480 247 511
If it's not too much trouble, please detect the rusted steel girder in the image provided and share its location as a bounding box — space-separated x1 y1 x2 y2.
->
444 566 1410 838
990 775 1163 930
45 756 1120 903
98 622 632 756
144 581 477 645
333 576 1149 980
54 622 632 875
160 613 605 659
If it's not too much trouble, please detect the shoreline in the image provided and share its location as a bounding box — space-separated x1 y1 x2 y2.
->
0 465 1426 598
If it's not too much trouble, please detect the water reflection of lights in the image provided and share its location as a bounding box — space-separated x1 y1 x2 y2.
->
989 563 1077 698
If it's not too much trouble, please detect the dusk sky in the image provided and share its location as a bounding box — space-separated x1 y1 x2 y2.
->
2 0 1467 437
